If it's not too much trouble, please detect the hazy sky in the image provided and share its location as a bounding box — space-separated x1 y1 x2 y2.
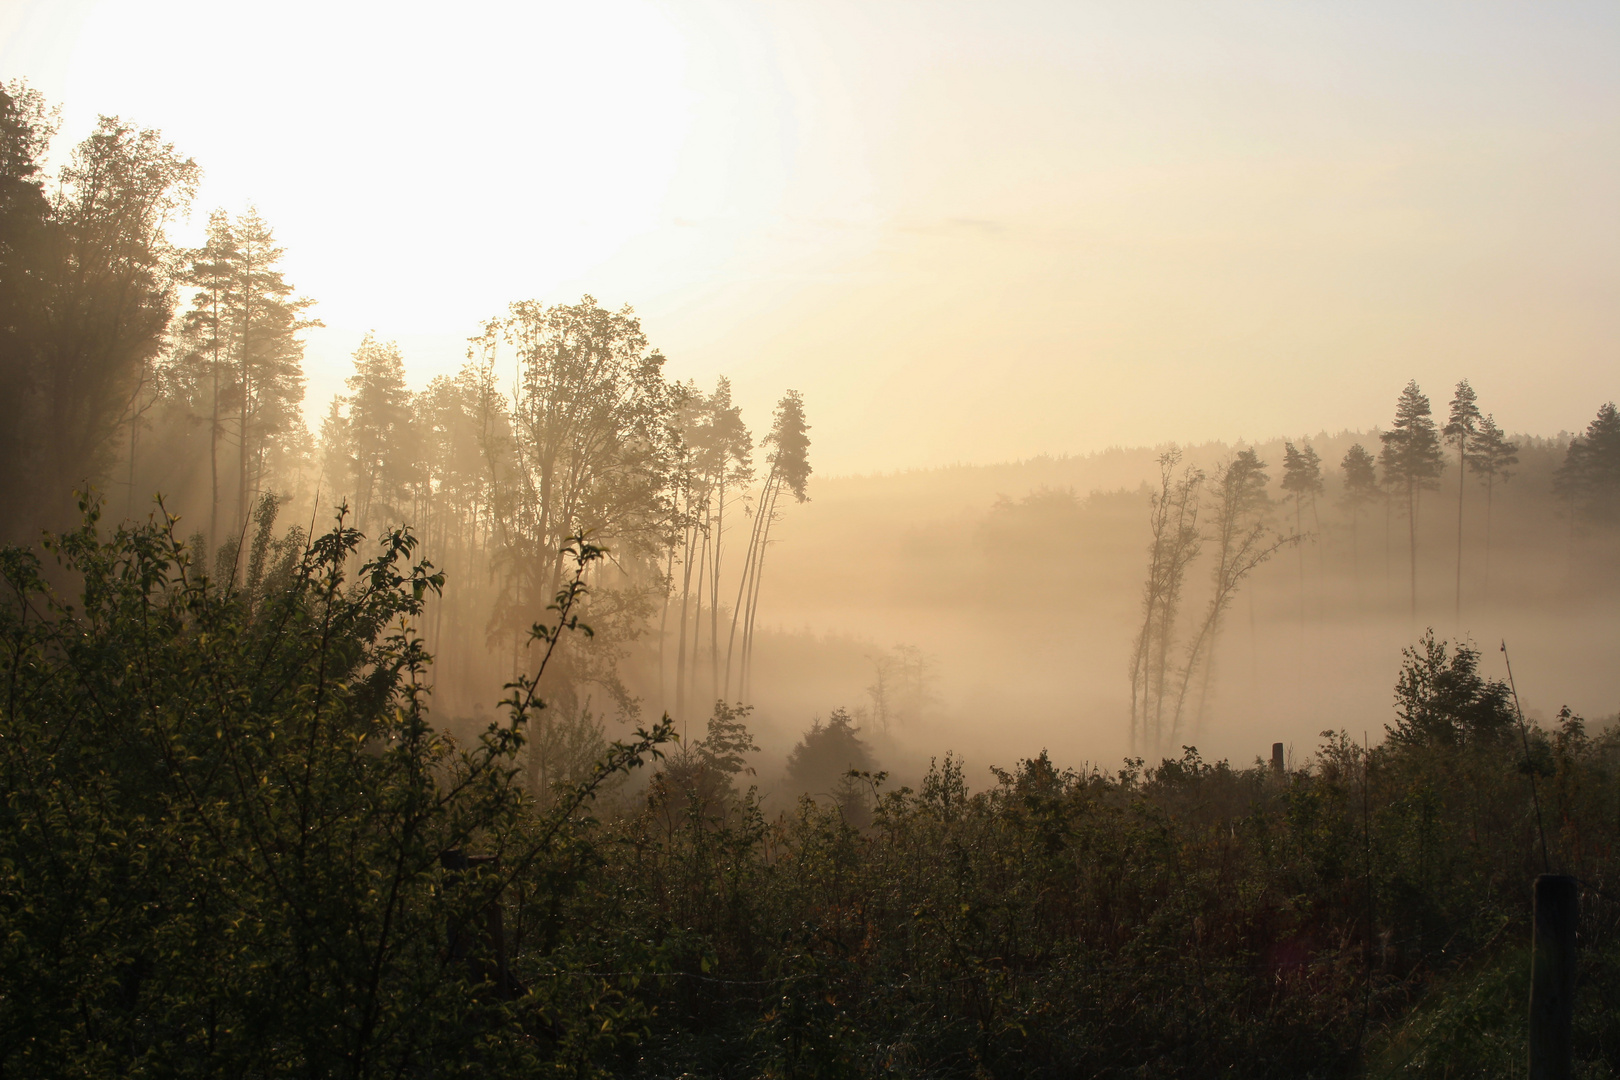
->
6 1 1618 474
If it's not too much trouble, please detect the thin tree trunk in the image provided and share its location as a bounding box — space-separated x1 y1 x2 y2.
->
673 505 698 724
1295 494 1305 630
726 467 774 698
1408 482 1419 620
209 310 220 549
1482 477 1494 604
1454 442 1466 625
690 523 709 714
657 541 677 715
741 483 783 701
709 477 723 705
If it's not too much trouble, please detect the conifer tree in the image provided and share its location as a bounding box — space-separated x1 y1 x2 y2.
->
342 334 414 533
1442 380 1482 621
1281 440 1323 623
229 208 317 533
732 390 810 701
1554 402 1620 529
1338 443 1379 599
166 210 241 545
1465 414 1517 600
1378 381 1445 617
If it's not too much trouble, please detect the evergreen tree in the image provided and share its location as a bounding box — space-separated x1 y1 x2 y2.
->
1338 443 1379 600
342 334 415 533
1442 380 1482 621
229 208 317 533
1378 381 1445 617
1465 414 1517 601
1554 402 1620 528
165 209 241 545
734 389 811 701
1281 440 1323 623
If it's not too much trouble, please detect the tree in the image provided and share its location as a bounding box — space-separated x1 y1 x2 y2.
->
228 208 317 536
1442 380 1482 622
1386 632 1515 749
866 643 936 733
701 379 752 709
342 334 415 534
1464 415 1517 601
0 498 672 1075
785 707 876 802
667 378 751 721
0 93 199 540
0 82 57 536
1338 443 1379 601
731 389 811 701
1128 449 1203 756
1553 402 1620 532
490 296 678 754
1173 449 1291 743
1378 381 1445 617
1281 440 1322 624
164 209 241 546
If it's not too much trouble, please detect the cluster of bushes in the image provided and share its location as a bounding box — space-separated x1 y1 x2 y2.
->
3 509 1619 1077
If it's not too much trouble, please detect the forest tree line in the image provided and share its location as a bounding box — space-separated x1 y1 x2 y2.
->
1129 378 1620 756
0 82 812 744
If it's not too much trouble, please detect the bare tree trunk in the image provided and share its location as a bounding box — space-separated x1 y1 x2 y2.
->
209 325 220 549
741 482 783 701
690 522 709 715
726 466 775 698
1408 482 1419 620
1454 442 1466 625
673 505 698 724
1482 477 1494 604
657 541 677 715
709 477 724 705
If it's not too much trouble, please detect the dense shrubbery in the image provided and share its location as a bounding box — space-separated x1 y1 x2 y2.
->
4 508 1619 1077
0 501 669 1076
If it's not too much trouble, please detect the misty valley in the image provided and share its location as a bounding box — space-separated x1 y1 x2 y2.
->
4 67 1620 1080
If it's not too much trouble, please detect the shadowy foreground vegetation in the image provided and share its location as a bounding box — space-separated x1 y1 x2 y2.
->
4 508 1620 1078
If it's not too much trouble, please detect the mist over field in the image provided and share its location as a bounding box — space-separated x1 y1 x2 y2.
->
5 3 1620 1076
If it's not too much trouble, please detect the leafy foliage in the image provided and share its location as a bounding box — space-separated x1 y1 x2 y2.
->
0 500 671 1077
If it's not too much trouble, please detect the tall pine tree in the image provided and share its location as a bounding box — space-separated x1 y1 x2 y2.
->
1379 381 1444 617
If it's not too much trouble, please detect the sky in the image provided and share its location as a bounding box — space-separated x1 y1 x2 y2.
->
5 1 1619 475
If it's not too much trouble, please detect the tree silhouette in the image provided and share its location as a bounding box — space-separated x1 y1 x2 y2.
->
1464 414 1517 602
342 334 415 534
1128 449 1203 755
1442 380 1481 622
1173 449 1288 744
732 389 811 701
227 209 318 541
1378 381 1445 617
166 210 241 546
0 88 199 540
1338 443 1379 603
1554 402 1620 530
1281 440 1323 625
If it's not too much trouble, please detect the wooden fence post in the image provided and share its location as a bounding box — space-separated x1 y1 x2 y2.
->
1530 873 1577 1080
